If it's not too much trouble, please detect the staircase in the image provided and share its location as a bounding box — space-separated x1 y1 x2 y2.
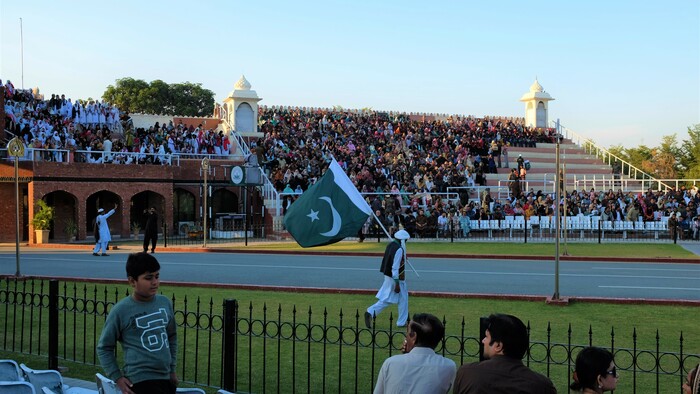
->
488 138 666 198
219 119 284 234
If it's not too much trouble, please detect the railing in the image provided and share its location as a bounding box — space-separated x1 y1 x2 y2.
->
264 215 689 244
0 278 696 393
555 121 673 191
219 117 280 212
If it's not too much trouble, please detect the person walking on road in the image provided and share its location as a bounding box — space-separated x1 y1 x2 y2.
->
143 207 158 253
365 229 410 328
93 204 118 256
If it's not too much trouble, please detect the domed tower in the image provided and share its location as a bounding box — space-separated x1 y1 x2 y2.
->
519 78 554 128
222 75 263 137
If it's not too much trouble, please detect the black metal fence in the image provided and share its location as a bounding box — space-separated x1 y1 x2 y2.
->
1 278 697 393
164 217 693 246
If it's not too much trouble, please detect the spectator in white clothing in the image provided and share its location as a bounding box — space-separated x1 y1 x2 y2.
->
374 313 456 394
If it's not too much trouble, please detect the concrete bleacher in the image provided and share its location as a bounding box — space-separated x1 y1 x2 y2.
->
492 141 614 185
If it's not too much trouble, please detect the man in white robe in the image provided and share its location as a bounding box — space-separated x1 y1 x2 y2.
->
93 204 118 256
366 229 410 328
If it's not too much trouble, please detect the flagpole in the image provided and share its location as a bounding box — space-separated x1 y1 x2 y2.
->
370 210 420 277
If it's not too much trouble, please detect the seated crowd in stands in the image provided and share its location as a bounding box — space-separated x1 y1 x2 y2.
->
2 79 230 164
5 80 694 239
254 105 693 239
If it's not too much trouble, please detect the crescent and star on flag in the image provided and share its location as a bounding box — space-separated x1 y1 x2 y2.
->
306 196 342 237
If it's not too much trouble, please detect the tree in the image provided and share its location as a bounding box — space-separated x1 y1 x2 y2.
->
102 77 149 113
102 78 215 117
650 134 680 179
169 82 215 117
679 124 700 178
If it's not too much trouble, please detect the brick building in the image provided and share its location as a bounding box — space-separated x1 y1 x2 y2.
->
0 158 264 243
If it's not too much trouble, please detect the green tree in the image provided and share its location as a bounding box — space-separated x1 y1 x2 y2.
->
102 77 150 113
102 78 215 116
650 134 680 179
169 82 215 117
679 124 700 178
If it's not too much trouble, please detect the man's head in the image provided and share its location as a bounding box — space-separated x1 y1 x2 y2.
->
404 313 445 352
482 314 529 360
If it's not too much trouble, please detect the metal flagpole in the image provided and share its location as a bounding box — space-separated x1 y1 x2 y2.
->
370 210 420 277
553 120 561 300
20 18 24 90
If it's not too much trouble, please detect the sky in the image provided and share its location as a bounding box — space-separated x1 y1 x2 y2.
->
1 0 698 148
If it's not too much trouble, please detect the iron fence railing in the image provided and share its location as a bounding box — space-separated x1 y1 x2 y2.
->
162 218 694 247
0 278 697 393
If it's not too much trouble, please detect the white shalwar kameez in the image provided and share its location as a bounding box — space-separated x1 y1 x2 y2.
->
93 208 116 254
367 242 409 327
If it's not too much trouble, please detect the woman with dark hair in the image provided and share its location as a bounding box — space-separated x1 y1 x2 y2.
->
570 347 618 393
684 363 700 394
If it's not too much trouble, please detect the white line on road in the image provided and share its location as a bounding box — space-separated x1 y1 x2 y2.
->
5 256 698 280
592 267 699 271
599 285 700 291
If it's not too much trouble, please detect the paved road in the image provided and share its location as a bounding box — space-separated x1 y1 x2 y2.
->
1 249 698 300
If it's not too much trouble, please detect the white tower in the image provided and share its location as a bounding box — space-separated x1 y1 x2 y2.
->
519 78 554 128
222 75 263 137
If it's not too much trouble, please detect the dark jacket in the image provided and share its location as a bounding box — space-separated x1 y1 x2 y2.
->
452 355 557 394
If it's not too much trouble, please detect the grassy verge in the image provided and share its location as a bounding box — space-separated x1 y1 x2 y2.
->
2 281 698 393
169 240 699 259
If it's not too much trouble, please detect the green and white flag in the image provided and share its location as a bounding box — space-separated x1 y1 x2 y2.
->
284 159 372 247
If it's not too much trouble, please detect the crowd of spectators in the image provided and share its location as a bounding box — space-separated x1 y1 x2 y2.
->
256 105 695 239
2 79 230 165
4 81 693 239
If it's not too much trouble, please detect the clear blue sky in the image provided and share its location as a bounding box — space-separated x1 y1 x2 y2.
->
2 0 698 148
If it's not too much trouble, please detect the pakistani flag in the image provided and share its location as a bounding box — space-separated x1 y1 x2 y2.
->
284 159 372 247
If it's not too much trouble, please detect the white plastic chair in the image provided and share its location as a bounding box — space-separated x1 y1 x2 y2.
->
216 390 236 394
528 216 540 237
618 221 634 239
94 373 119 394
0 381 36 394
176 389 206 394
539 216 551 236
511 217 525 237
0 359 23 381
20 364 95 394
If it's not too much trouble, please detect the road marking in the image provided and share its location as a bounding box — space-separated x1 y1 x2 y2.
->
3 256 698 279
593 267 699 271
599 285 700 291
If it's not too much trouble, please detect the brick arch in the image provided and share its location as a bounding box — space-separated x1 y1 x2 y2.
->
130 190 166 234
42 190 78 241
86 190 123 239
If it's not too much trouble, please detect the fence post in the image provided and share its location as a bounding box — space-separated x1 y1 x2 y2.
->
524 217 528 244
479 316 488 361
598 219 602 244
222 299 238 392
163 222 167 248
48 279 58 370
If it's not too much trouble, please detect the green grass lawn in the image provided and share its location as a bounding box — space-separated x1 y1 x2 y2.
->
161 240 699 259
2 281 698 394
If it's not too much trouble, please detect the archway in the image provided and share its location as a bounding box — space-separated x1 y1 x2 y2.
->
212 188 238 214
174 188 196 235
43 190 78 241
86 191 122 237
536 101 546 128
131 191 166 234
235 102 254 133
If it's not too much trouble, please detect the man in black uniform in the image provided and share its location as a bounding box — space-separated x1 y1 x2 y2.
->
143 207 158 253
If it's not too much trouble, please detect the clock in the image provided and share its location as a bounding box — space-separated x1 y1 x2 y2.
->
231 166 245 185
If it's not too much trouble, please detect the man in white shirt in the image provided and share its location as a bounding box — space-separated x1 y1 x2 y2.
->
374 313 456 394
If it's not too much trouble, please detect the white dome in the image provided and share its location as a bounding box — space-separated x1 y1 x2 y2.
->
529 78 544 93
234 75 251 91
